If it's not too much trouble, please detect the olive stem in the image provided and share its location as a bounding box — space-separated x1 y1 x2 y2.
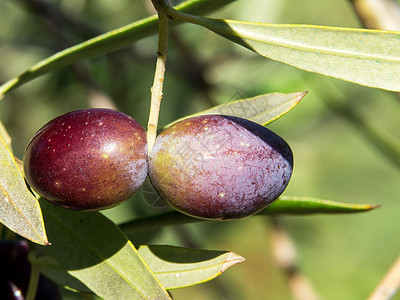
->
368 255 400 300
350 0 400 30
26 262 40 300
150 0 213 29
147 1 169 155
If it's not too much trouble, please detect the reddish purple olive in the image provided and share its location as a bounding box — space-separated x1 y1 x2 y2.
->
149 115 293 220
23 108 148 211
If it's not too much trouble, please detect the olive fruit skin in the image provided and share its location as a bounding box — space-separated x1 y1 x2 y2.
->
149 115 293 220
23 108 148 211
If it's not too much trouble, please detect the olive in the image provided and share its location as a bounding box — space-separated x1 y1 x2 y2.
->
23 109 148 211
149 115 293 220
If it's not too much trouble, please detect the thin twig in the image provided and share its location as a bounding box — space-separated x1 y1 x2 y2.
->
26 263 40 300
349 0 400 30
269 218 321 300
368 255 400 300
147 2 169 154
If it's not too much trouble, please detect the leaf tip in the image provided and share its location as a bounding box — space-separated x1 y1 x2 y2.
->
366 204 381 210
299 91 309 101
352 203 381 212
221 252 245 273
33 235 50 246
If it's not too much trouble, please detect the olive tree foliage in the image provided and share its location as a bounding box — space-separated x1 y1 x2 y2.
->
0 0 399 299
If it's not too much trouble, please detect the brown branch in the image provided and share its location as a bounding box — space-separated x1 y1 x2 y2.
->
270 218 321 300
350 0 400 30
368 256 400 300
147 3 169 154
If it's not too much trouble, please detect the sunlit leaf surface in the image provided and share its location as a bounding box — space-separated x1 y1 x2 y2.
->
39 199 170 299
167 92 306 127
170 11 400 92
0 136 48 245
138 245 244 289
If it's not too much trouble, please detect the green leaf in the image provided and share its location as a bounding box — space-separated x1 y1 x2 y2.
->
38 199 170 300
261 196 380 215
29 249 91 293
120 197 378 234
30 244 244 292
0 136 48 245
138 245 244 289
166 91 306 127
168 10 400 92
0 0 236 99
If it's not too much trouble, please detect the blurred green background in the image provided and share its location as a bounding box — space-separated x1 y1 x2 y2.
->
1 0 399 299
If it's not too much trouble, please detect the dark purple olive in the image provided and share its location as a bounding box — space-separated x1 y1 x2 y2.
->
149 115 293 220
23 109 148 211
0 240 60 300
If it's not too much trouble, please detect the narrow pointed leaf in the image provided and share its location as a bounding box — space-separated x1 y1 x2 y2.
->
166 91 306 127
0 0 236 99
120 197 378 234
138 245 245 289
169 11 400 91
261 196 380 215
29 249 91 293
0 136 48 245
38 199 170 300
